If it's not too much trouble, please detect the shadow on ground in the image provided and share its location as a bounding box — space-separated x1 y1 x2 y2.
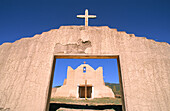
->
49 103 122 111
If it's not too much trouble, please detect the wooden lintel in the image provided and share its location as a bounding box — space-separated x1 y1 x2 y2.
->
55 55 119 59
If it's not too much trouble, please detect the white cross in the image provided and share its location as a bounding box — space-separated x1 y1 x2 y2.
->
77 9 96 26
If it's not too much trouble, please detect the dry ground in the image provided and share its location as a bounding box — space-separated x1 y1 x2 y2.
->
50 97 122 105
50 97 122 111
57 107 115 111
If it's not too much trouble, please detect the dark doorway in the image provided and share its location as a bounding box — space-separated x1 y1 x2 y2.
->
79 86 92 98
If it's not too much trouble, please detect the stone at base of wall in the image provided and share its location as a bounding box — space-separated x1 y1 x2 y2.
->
0 108 10 111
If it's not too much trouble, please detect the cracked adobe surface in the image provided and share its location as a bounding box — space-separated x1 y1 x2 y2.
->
0 26 169 111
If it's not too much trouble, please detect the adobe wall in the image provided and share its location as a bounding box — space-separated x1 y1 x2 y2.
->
0 26 170 111
52 64 114 98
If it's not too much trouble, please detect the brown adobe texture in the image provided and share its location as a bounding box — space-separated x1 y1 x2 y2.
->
0 26 169 111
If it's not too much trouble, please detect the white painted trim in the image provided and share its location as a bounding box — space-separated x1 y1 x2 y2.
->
77 85 79 98
92 86 94 99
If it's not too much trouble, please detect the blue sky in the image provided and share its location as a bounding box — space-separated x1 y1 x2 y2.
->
0 0 169 87
52 59 119 87
0 0 170 45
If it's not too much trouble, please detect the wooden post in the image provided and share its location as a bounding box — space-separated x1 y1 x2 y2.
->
85 80 87 100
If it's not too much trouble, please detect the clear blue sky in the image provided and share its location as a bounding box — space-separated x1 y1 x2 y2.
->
0 0 170 45
52 59 119 87
0 0 169 87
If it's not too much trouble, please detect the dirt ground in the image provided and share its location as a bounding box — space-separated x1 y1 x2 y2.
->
49 97 122 111
50 97 122 105
57 107 115 111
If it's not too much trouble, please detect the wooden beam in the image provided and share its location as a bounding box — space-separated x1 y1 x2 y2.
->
55 55 119 59
85 80 87 100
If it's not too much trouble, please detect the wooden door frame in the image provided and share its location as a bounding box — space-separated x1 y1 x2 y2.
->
46 55 126 111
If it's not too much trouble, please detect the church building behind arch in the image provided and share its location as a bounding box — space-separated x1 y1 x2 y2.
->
51 63 115 99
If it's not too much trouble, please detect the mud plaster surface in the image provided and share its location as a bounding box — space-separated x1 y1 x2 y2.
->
0 26 170 111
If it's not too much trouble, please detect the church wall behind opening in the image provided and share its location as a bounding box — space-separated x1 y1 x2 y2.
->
51 61 116 99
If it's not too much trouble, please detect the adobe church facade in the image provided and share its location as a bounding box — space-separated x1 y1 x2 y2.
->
0 26 170 111
51 63 115 98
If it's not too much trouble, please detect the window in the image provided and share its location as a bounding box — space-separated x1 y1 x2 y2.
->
83 66 86 73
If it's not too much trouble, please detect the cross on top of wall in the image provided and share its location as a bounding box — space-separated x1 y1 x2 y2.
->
77 9 97 26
